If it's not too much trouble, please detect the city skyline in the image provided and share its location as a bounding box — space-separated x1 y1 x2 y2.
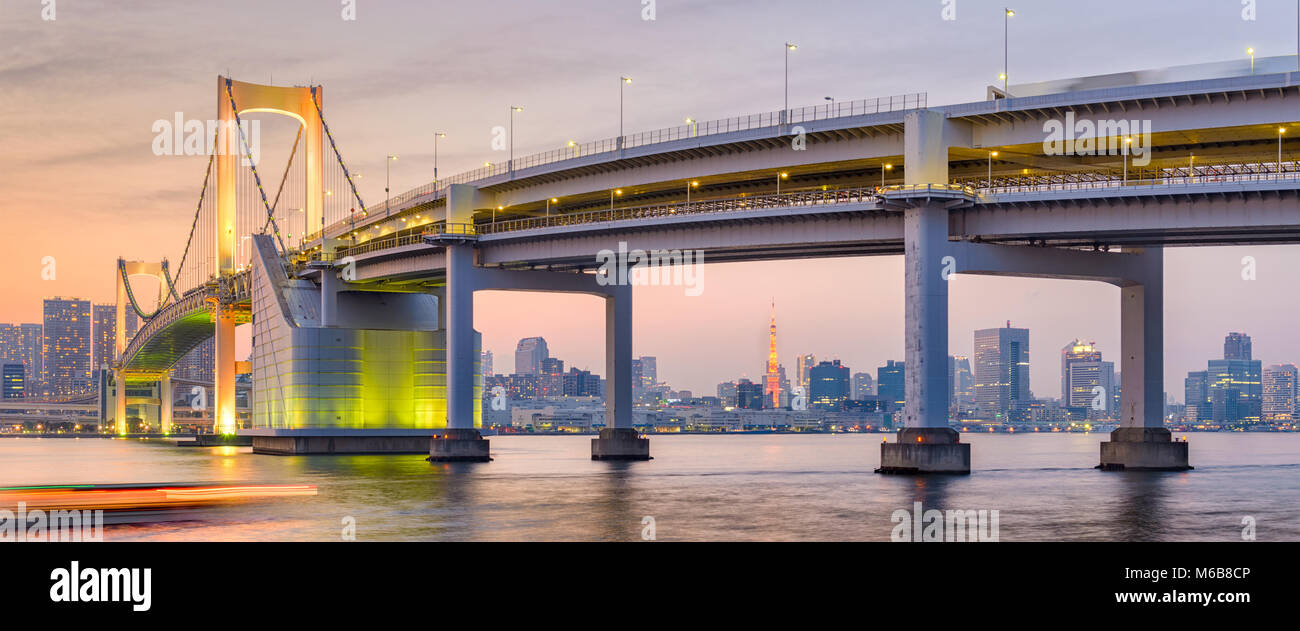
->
5 1 1300 398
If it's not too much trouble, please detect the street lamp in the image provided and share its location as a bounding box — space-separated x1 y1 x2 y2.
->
685 117 696 138
988 151 999 186
509 106 523 172
784 42 798 126
777 171 789 195
610 188 623 210
619 76 632 150
1123 137 1132 183
385 155 398 216
1003 9 1015 93
1248 47 1256 74
687 180 700 208
433 132 446 190
1279 127 1287 174
546 197 558 218
568 140 579 157
882 163 893 188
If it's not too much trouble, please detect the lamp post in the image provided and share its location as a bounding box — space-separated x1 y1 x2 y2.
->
777 171 789 195
784 42 798 127
687 180 699 209
988 151 998 187
546 197 557 219
1003 9 1015 93
824 96 834 116
882 163 893 188
685 117 696 138
619 76 632 150
433 132 446 190
1189 153 1195 183
509 106 523 172
1123 137 1132 184
1279 127 1287 174
610 188 623 210
385 155 398 216
1248 48 1256 74
568 140 579 158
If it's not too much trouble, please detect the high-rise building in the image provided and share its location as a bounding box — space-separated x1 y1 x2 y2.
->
539 357 566 397
797 354 816 389
514 337 549 375
1060 340 1102 402
763 302 781 409
0 323 43 393
852 372 875 400
1208 358 1263 425
1224 332 1252 361
736 378 764 410
717 381 738 407
481 351 494 377
1 362 24 398
42 297 92 396
1185 371 1211 422
637 356 657 389
877 360 905 412
809 360 850 411
1263 364 1299 422
562 367 601 397
174 339 215 383
951 355 973 405
973 323 1030 420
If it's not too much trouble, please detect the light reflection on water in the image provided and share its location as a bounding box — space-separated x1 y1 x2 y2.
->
1 433 1297 541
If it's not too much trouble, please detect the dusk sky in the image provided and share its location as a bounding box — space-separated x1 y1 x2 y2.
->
3 0 1300 399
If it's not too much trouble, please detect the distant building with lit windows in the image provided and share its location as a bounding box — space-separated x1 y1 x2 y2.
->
42 297 92 396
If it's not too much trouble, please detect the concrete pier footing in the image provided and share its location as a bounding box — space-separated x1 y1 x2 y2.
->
252 435 430 455
876 427 971 475
591 428 651 461
428 428 492 462
1097 427 1191 471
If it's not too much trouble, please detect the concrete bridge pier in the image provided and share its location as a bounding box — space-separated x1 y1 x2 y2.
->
430 242 492 462
160 372 173 435
113 369 128 435
877 199 969 474
592 282 650 461
1099 260 1190 471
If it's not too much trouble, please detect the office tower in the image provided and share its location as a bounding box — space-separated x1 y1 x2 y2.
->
92 304 116 373
809 360 850 411
1 362 24 398
562 368 602 397
1185 371 1211 422
42 297 92 396
514 337 549 375
717 381 738 407
539 357 566 397
877 360 905 412
637 356 657 389
1060 340 1102 402
505 373 540 399
174 339 216 383
852 372 875 400
1223 332 1252 361
763 302 781 409
736 378 764 410
481 351 494 377
797 354 816 389
973 323 1030 419
1207 357 1263 425
0 324 43 392
1263 364 1299 422
952 355 973 405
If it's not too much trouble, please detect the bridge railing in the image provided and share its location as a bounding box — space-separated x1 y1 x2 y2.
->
478 187 880 235
975 162 1300 195
322 93 926 240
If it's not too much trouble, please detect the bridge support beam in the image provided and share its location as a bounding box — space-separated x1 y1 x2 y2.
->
214 306 237 435
430 243 491 462
1099 255 1190 471
593 282 649 461
878 200 968 474
160 372 173 435
113 369 127 436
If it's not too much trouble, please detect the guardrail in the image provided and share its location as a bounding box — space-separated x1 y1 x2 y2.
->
979 168 1300 195
314 93 926 241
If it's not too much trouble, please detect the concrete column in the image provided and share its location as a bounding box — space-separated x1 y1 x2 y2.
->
1101 247 1188 470
320 268 341 327
903 201 951 429
430 242 491 462
593 279 649 460
114 369 127 435
605 284 633 430
160 372 173 435
1119 250 1164 429
214 307 237 435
